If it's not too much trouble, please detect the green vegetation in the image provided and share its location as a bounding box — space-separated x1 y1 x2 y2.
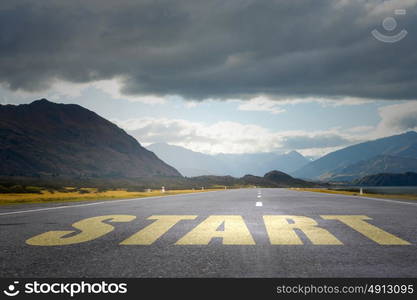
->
0 171 316 193
0 184 42 194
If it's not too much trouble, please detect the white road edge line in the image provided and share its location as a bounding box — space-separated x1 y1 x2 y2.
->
256 201 263 207
0 190 223 216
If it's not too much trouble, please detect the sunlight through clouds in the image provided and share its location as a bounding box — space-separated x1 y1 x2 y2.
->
113 117 360 157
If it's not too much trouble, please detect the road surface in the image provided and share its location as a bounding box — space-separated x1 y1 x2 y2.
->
0 188 416 277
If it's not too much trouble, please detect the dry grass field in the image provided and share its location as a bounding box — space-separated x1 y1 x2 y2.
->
0 188 222 205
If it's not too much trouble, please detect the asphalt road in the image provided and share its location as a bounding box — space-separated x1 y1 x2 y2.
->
0 188 416 277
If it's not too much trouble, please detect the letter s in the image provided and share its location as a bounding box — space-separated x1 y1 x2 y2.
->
118 283 128 294
25 283 34 294
26 215 136 246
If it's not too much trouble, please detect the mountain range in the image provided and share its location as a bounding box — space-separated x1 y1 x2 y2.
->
148 131 417 182
0 99 181 178
146 143 230 177
293 131 417 181
146 143 309 177
2 99 417 186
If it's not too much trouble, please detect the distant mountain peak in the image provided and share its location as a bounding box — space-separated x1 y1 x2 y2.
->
262 170 312 186
264 170 292 178
404 131 417 136
31 98 54 105
148 142 200 153
146 143 310 177
286 150 303 157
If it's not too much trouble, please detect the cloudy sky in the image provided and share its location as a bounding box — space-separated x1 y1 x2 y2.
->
1 0 417 158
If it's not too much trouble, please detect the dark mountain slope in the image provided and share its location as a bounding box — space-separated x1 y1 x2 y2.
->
0 99 181 178
354 172 417 186
330 155 417 182
263 170 311 186
293 131 417 180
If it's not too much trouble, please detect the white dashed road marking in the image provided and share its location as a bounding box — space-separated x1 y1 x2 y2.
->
256 202 263 207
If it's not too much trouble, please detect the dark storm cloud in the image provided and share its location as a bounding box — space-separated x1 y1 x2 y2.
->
1 0 416 100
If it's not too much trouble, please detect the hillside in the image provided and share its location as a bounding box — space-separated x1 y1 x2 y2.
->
190 170 316 188
354 172 417 186
0 99 181 178
293 131 417 180
330 155 417 182
146 143 309 177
